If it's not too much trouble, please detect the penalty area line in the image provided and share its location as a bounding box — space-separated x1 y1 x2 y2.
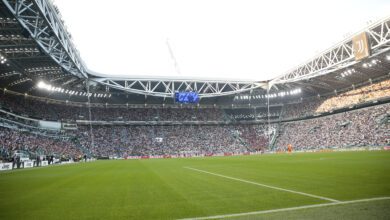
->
178 197 390 220
183 166 339 203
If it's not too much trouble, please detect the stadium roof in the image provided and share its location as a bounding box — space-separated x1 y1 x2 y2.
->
0 0 390 105
55 0 390 81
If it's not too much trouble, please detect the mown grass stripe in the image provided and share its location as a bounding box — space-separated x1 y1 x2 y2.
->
179 197 390 220
184 166 340 202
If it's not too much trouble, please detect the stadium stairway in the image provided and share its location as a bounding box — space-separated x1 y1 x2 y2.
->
269 124 281 151
233 130 250 150
73 138 93 157
222 109 234 122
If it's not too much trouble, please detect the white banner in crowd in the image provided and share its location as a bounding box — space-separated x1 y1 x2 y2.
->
38 120 61 130
0 163 13 171
41 161 48 166
23 161 34 168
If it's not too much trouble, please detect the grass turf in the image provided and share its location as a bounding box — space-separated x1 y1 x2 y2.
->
0 151 389 219
231 199 390 220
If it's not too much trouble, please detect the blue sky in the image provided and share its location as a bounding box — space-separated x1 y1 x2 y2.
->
54 0 390 80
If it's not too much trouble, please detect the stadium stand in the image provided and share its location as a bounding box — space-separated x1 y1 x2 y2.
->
275 103 390 151
76 125 262 156
0 94 388 159
282 79 390 119
0 75 389 160
0 92 225 121
225 106 282 121
0 126 81 161
0 123 270 159
1 78 389 123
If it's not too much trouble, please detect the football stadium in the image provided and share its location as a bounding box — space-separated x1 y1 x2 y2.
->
0 0 390 219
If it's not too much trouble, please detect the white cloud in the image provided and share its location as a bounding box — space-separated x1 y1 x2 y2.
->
54 0 390 80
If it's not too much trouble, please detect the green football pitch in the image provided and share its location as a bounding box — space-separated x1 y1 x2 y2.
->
0 151 389 220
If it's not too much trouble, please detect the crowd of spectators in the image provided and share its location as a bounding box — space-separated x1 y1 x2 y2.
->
283 79 390 119
0 93 224 121
0 127 82 160
0 102 387 158
282 100 322 119
275 103 389 150
234 125 270 151
1 78 389 122
316 79 390 113
0 94 60 120
0 78 388 158
76 124 270 157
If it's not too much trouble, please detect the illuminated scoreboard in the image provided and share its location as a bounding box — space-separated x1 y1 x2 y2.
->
174 91 200 104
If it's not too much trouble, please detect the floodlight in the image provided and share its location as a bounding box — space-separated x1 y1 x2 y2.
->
37 81 45 89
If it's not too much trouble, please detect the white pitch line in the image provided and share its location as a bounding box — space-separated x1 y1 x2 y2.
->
184 166 340 203
178 197 390 220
